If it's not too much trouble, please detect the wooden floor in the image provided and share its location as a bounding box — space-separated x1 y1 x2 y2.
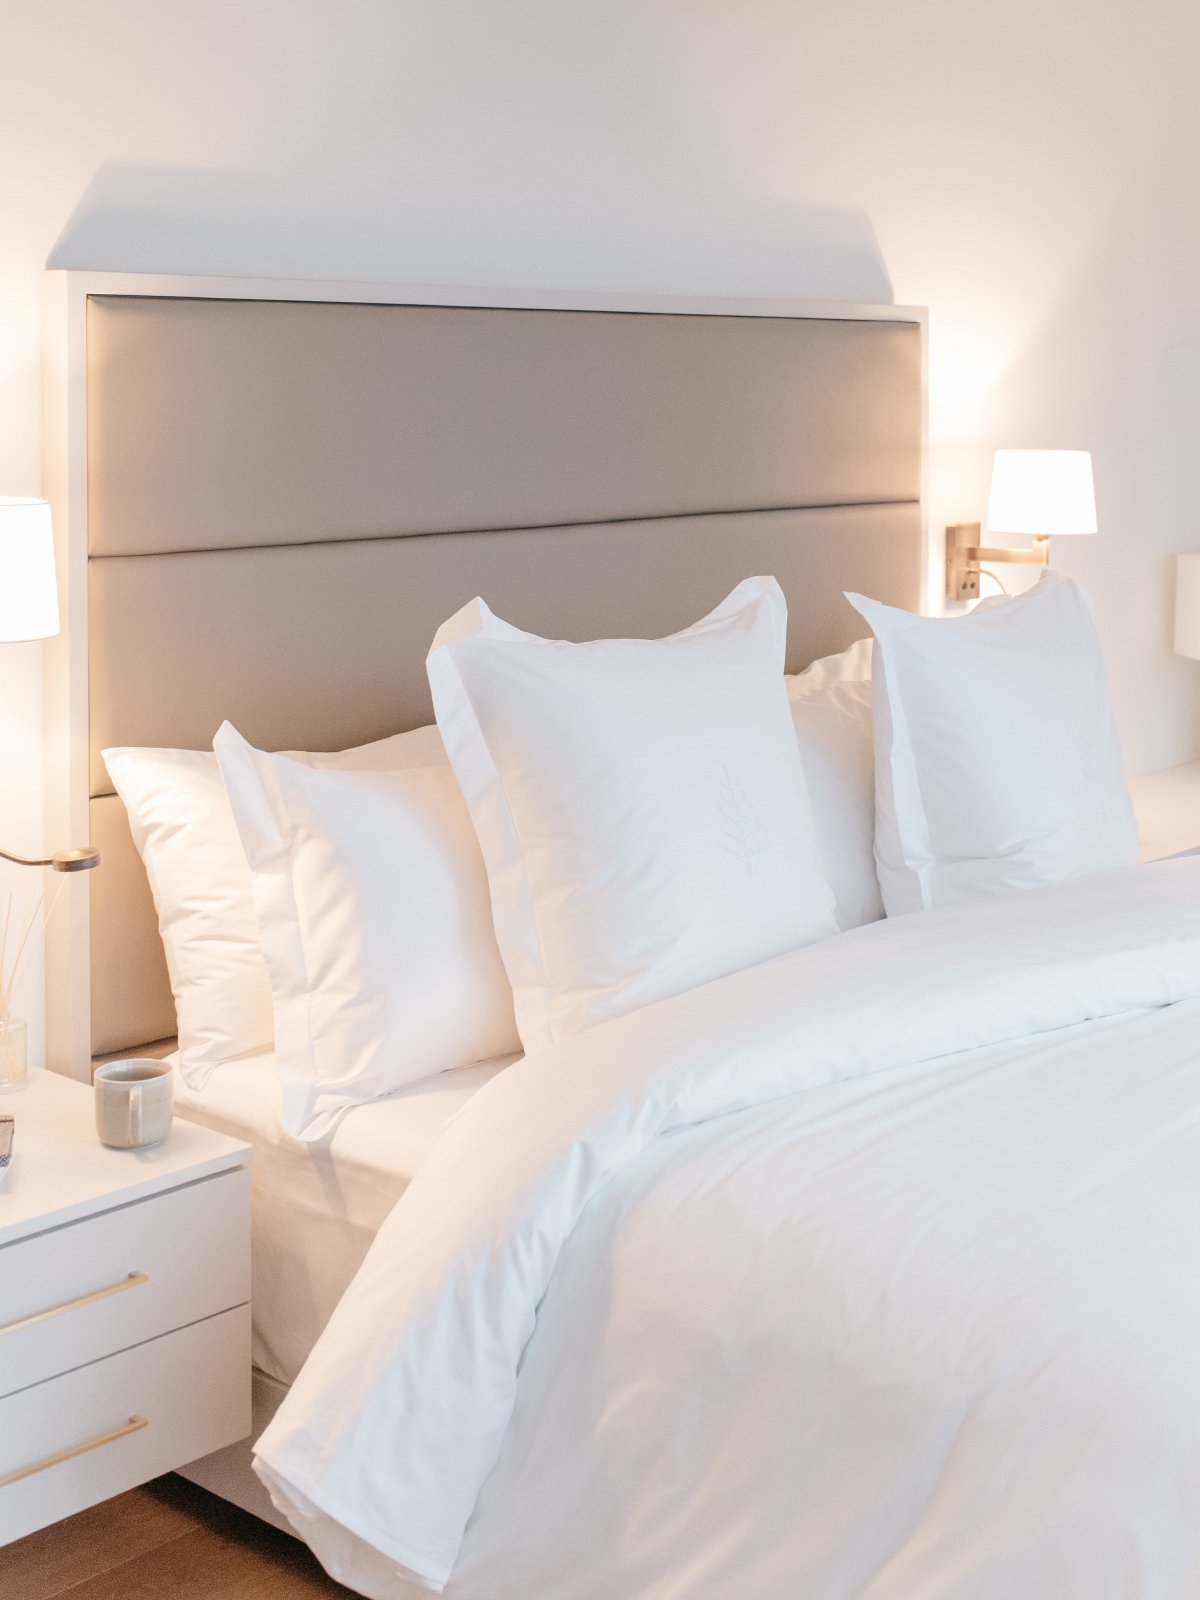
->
0 1475 356 1599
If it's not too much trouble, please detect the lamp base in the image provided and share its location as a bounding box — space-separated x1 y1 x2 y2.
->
946 526 1050 601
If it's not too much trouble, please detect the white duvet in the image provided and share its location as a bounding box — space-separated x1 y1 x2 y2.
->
256 858 1200 1599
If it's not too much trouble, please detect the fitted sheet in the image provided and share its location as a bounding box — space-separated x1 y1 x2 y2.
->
173 1051 509 1384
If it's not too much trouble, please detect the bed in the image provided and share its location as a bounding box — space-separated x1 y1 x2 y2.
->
43 276 1200 1598
43 274 926 1534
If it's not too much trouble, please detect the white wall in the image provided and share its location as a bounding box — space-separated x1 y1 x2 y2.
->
2 0 1199 1050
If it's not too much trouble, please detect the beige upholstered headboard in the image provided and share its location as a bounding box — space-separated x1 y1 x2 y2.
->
41 275 925 1075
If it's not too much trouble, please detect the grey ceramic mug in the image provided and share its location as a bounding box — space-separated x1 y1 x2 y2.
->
94 1058 174 1149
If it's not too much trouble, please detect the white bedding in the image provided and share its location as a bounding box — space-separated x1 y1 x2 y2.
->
256 858 1200 1598
172 1052 509 1383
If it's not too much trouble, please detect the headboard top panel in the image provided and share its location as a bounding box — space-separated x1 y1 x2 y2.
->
86 295 921 558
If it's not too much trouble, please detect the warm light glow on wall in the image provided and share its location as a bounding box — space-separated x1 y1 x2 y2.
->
1176 555 1200 662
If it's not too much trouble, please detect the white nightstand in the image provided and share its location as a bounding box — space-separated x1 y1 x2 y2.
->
1129 759 1200 862
0 1068 251 1547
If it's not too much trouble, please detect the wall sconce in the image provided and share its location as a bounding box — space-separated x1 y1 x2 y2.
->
1176 554 1200 661
0 499 100 1090
946 449 1098 601
0 498 100 874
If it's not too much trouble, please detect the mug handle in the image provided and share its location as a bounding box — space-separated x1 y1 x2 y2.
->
128 1082 142 1147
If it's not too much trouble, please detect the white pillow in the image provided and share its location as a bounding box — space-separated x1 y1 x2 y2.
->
846 572 1138 915
103 725 447 1088
214 724 518 1141
427 577 839 1050
790 635 873 690
786 676 883 930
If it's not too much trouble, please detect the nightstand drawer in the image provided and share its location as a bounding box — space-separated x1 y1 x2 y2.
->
0 1168 249 1396
0 1303 250 1546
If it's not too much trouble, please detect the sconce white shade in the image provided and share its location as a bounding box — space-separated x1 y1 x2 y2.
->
0 498 60 642
1176 554 1200 661
986 450 1098 538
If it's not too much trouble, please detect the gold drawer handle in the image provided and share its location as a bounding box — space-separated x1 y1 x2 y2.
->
0 1271 149 1337
0 1415 148 1488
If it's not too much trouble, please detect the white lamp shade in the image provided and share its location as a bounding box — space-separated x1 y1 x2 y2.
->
986 449 1098 537
0 498 60 642
1176 554 1200 661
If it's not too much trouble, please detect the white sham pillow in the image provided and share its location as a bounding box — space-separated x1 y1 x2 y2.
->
790 634 873 691
846 572 1138 915
214 724 518 1141
427 576 839 1051
103 724 447 1089
786 676 883 930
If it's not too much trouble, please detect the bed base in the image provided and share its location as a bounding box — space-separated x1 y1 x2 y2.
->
179 1365 293 1532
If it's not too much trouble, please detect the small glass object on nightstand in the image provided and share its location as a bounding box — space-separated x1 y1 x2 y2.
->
0 1013 28 1093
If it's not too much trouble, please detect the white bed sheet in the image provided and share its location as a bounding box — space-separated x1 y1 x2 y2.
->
172 1051 510 1384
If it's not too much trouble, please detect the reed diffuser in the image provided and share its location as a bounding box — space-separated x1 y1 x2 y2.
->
0 882 62 1092
0 845 101 1091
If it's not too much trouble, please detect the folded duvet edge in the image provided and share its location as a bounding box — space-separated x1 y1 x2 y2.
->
254 1452 450 1595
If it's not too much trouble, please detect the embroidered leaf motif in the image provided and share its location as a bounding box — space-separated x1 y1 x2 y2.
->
719 764 768 873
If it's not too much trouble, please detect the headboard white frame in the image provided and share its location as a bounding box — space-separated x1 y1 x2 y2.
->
41 270 927 1079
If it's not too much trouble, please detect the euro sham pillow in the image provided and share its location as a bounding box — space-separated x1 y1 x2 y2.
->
789 634 873 691
786 675 882 930
427 576 840 1051
847 572 1137 915
103 724 447 1089
214 724 518 1140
